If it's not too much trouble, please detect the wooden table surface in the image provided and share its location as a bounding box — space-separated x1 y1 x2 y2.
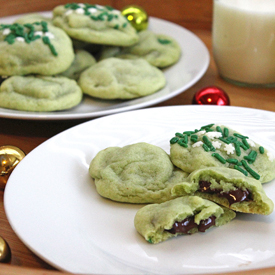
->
0 1 275 274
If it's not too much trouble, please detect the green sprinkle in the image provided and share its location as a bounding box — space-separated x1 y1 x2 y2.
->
242 138 250 149
202 144 210 152
212 153 226 164
216 126 223 134
234 165 248 176
234 142 241 156
233 133 249 139
200 123 215 130
224 128 229 137
226 136 237 143
259 146 265 154
190 135 198 143
114 24 119 29
183 131 195 136
241 160 260 180
157 38 171 44
218 137 231 144
226 158 239 164
178 139 188 148
244 150 257 163
175 132 184 138
170 137 179 144
202 136 215 151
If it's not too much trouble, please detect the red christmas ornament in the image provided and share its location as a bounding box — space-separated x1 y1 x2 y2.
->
192 86 230 106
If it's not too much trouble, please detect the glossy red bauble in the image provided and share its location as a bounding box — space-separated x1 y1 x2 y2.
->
192 86 230 106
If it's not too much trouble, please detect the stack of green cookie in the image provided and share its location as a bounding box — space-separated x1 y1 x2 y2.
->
0 3 182 112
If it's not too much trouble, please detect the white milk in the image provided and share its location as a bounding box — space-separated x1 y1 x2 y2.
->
213 0 275 85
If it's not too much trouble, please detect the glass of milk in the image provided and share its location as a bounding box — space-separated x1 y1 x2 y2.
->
213 0 275 87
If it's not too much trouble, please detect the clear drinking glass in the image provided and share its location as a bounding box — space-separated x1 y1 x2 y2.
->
213 0 275 87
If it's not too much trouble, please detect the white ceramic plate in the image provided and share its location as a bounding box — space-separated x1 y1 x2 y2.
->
4 105 275 274
0 12 209 121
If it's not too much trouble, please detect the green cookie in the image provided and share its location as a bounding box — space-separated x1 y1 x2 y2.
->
171 167 274 215
78 57 166 99
100 30 181 68
170 123 275 183
89 142 189 203
0 21 74 75
0 75 82 112
59 49 96 80
52 3 139 46
134 196 236 244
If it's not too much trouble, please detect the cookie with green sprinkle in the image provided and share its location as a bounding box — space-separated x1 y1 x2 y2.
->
0 75 82 112
78 58 166 99
52 3 139 46
89 142 189 203
0 21 74 75
171 167 274 215
99 30 181 68
134 195 236 244
169 124 275 183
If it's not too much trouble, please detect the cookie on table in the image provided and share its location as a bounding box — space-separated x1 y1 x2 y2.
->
100 30 181 68
52 3 139 46
134 195 236 244
0 75 82 112
78 57 166 99
59 49 96 80
169 123 275 183
0 21 74 75
89 142 189 204
171 167 274 215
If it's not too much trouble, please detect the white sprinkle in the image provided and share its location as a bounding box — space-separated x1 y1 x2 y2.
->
88 7 97 13
76 8 85 14
65 9 73 16
96 4 104 9
3 28 11 35
247 139 256 147
206 131 223 139
197 130 206 136
212 141 222 149
78 3 85 8
267 151 275 162
223 144 235 155
192 141 203 148
44 32 54 39
16 37 25 42
34 31 43 36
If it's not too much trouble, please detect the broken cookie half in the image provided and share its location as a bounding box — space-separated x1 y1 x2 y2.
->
134 195 236 244
171 167 274 215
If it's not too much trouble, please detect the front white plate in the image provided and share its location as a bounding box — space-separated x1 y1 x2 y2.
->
4 105 275 274
0 12 209 120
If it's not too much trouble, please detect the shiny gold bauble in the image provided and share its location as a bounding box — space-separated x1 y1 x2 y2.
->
121 5 149 31
0 236 11 263
0 145 25 187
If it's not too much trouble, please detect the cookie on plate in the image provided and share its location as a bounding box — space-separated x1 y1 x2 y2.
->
52 3 139 46
89 142 189 203
100 30 181 68
171 167 274 215
0 75 82 112
134 195 236 244
59 49 96 80
169 123 275 183
78 57 166 99
0 21 74 75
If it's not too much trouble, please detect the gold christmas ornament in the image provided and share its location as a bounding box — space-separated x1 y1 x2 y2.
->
121 5 149 31
0 236 11 263
0 145 25 187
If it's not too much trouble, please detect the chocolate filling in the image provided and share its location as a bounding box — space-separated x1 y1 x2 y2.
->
199 180 252 205
166 215 216 234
